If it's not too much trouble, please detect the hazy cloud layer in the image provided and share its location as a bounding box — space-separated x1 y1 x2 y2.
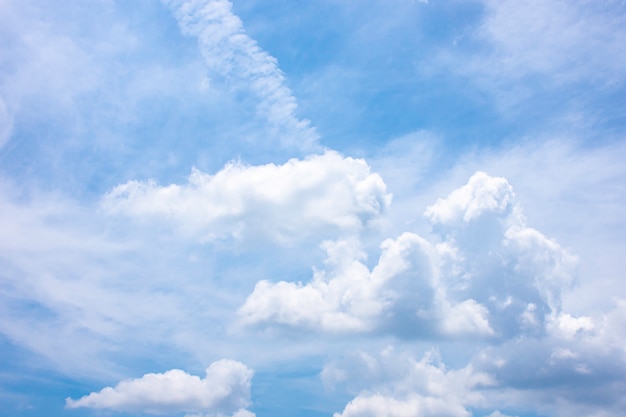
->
326 347 492 417
477 0 626 84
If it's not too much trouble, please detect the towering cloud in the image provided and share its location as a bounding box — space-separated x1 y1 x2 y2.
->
239 172 576 340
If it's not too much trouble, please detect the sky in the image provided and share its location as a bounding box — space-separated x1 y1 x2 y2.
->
1 1 626 417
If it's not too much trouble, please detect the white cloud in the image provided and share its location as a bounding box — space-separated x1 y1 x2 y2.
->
239 171 576 340
551 312 594 340
424 171 514 225
415 138 626 319
425 172 577 338
326 348 493 417
333 393 469 417
486 412 517 417
164 0 319 149
66 359 254 417
364 138 626 416
103 151 391 243
238 232 491 336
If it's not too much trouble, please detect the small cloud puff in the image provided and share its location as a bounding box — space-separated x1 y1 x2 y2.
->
103 151 391 243
424 171 514 225
65 359 254 417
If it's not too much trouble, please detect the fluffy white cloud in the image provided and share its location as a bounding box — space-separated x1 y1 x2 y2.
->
103 151 391 242
424 171 514 225
485 412 517 417
165 0 318 149
66 359 254 416
239 172 575 340
428 172 577 336
238 232 491 336
326 347 493 417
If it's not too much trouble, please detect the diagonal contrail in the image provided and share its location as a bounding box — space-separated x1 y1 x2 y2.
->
165 0 319 150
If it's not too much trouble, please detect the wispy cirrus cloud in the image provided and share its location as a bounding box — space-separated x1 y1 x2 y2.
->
475 0 626 85
164 0 319 150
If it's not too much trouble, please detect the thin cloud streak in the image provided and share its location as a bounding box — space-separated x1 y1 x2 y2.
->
165 0 319 150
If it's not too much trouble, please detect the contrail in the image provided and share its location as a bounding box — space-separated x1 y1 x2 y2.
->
164 0 319 150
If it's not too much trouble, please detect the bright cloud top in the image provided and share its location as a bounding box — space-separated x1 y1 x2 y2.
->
66 359 254 417
239 172 577 339
165 0 318 149
238 232 493 336
103 151 391 242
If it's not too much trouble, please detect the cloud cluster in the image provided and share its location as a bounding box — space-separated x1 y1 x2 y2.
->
239 172 576 340
324 301 626 417
103 151 391 243
165 0 318 149
468 298 626 417
66 359 254 417
324 347 494 417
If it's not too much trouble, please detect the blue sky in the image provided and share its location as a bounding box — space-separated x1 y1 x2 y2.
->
1 1 626 416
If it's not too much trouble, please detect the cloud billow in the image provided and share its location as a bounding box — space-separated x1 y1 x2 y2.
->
65 359 254 417
238 172 577 340
103 151 391 243
324 347 494 417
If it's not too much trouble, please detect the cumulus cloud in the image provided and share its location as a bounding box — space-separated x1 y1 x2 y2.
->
461 297 626 417
66 359 254 417
424 171 514 225
238 232 491 336
325 347 493 417
334 394 469 417
324 299 626 417
165 0 318 149
103 151 391 243
239 172 576 339
425 172 577 337
486 412 517 417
